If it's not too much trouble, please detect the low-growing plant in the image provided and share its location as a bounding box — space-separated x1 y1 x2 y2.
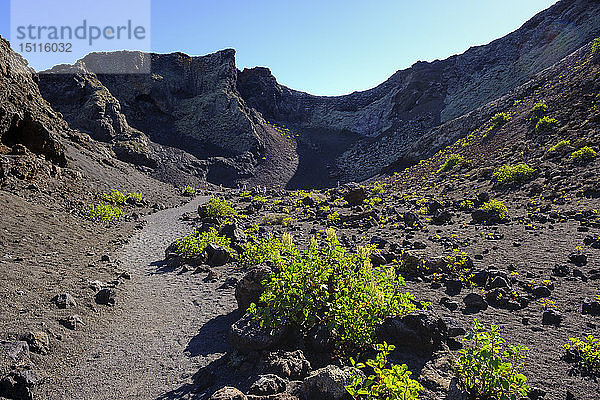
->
456 320 529 400
593 38 600 55
327 211 341 223
482 200 509 220
206 197 237 218
459 200 475 211
547 140 570 153
248 229 422 348
175 227 231 258
535 116 559 133
346 342 423 400
569 146 597 163
88 203 123 221
437 154 464 173
262 212 293 226
182 185 196 196
493 163 536 185
529 101 548 123
101 189 142 204
490 113 511 126
564 335 600 370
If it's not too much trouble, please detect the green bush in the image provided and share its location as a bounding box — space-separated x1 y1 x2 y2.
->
206 197 237 218
482 200 509 220
238 233 290 269
182 186 196 196
490 113 511 126
456 320 529 400
569 146 597 163
529 102 548 123
437 154 464 173
88 203 123 221
493 163 536 185
175 227 231 258
248 229 421 348
564 335 600 369
459 200 475 211
262 212 293 226
346 342 423 400
547 140 570 153
592 38 600 55
101 189 143 204
535 116 559 133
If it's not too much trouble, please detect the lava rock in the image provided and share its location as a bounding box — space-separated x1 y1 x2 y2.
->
235 266 271 311
463 293 488 311
60 314 84 330
343 184 367 206
24 331 49 355
95 288 116 306
206 243 232 266
0 369 38 400
552 264 569 277
471 208 507 224
306 324 334 353
487 276 510 289
375 311 447 352
230 314 283 353
301 365 361 400
209 386 247 400
542 309 562 325
52 293 77 309
259 350 311 380
568 251 587 266
444 279 463 296
248 374 287 396
582 298 600 316
532 285 552 298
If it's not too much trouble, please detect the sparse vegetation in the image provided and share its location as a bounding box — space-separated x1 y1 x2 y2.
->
262 212 293 226
459 200 475 211
101 189 143 205
493 163 536 185
182 186 196 196
535 116 559 133
346 342 423 400
490 113 511 126
206 197 237 218
456 320 529 400
248 229 422 348
569 146 597 163
437 154 464 173
529 101 548 123
593 38 600 55
547 140 570 153
88 203 124 221
564 335 600 370
175 227 231 258
482 200 509 220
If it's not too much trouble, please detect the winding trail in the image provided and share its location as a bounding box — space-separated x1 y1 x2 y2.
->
55 197 240 400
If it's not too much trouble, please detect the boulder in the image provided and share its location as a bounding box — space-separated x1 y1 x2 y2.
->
463 293 488 311
206 243 232 266
342 184 367 206
582 298 600 316
248 374 287 396
259 350 311 380
230 314 283 353
471 208 507 224
301 365 360 400
542 309 562 325
0 369 38 400
235 266 272 311
375 311 447 352
95 288 116 305
209 387 247 400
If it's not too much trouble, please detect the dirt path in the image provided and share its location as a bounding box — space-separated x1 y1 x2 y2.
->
43 196 240 400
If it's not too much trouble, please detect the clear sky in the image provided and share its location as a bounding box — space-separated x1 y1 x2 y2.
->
0 0 559 95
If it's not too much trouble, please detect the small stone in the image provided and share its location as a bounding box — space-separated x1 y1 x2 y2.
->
52 293 77 309
25 331 50 355
60 314 84 330
582 298 600 316
101 255 110 262
542 309 562 325
532 285 552 298
463 293 488 311
95 288 116 306
248 374 287 396
209 386 247 400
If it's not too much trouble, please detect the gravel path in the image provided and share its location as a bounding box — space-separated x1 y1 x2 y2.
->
51 197 240 400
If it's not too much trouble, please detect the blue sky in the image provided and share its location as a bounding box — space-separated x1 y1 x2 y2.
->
0 0 558 95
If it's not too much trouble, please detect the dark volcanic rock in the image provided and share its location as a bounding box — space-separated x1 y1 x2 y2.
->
300 365 360 400
230 314 283 353
235 266 271 311
375 311 447 352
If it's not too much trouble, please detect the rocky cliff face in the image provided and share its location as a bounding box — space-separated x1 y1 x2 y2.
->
238 0 600 182
0 38 67 167
34 0 600 188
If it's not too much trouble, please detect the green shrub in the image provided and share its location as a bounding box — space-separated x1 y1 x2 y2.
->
248 229 421 348
101 189 143 204
535 116 559 133
490 113 511 126
564 335 600 369
206 197 237 218
88 203 123 221
547 140 570 153
437 154 464 173
175 227 231 258
493 163 536 185
182 186 196 196
592 38 600 55
529 102 548 123
262 212 293 226
238 233 290 269
456 320 529 400
482 200 509 220
346 342 423 400
459 200 475 211
569 146 597 163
